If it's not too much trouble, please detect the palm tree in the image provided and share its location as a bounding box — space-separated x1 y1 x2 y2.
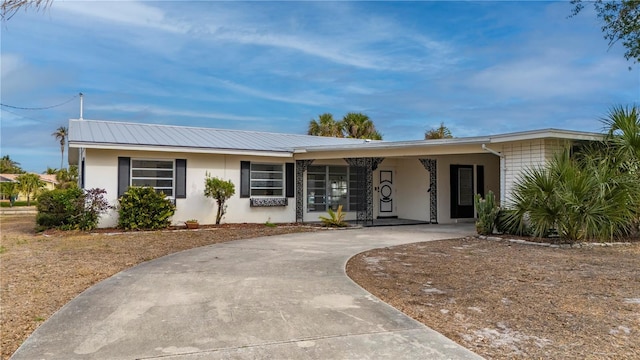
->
0 155 24 173
55 165 79 189
602 105 640 165
341 112 382 140
425 122 453 139
308 113 343 137
52 126 68 170
16 173 44 206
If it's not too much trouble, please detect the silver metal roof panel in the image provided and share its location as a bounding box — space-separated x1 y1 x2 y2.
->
69 119 373 152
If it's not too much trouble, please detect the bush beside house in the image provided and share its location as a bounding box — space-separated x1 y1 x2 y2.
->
117 187 176 230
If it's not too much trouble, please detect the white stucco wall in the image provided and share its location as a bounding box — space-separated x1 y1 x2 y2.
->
83 143 543 228
394 158 431 222
84 149 296 227
434 153 501 224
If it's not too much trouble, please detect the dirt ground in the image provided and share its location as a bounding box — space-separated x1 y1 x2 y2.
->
347 237 640 360
3 214 640 360
0 215 320 360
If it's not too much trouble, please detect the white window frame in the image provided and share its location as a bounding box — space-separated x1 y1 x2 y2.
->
250 163 284 197
130 159 175 198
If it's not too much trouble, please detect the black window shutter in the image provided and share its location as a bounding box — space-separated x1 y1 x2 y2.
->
175 159 187 198
285 163 295 198
117 157 131 197
477 165 485 198
240 161 251 198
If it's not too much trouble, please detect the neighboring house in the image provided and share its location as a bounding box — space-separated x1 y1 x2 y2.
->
68 119 602 228
0 173 57 201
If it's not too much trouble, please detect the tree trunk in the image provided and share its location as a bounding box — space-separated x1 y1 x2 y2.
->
216 200 224 224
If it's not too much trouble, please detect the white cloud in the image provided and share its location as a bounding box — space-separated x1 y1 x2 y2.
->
54 1 187 34
86 103 264 122
206 77 335 106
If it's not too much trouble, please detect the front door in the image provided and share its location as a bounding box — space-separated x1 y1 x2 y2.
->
378 169 396 218
450 165 474 218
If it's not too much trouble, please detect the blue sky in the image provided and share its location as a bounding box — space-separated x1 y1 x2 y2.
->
1 1 638 172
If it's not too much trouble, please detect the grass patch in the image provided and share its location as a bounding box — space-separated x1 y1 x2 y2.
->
0 201 36 208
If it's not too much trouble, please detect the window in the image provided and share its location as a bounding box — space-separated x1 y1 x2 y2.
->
250 163 283 196
131 159 174 197
307 165 361 212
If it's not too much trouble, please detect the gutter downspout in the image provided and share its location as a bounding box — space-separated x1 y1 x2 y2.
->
78 93 84 188
482 144 506 205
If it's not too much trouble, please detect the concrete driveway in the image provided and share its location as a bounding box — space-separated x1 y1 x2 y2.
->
12 224 482 360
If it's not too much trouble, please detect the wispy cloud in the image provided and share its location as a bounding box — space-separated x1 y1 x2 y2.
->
54 1 187 34
87 104 265 122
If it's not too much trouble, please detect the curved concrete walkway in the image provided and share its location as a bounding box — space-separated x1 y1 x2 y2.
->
12 224 482 360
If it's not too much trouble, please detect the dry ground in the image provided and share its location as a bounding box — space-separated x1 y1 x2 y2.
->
0 215 320 360
347 237 640 360
3 214 639 360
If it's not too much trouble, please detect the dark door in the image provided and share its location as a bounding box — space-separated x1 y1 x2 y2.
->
450 165 474 218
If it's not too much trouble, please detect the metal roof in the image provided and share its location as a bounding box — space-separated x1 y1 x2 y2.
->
69 120 603 156
69 119 373 153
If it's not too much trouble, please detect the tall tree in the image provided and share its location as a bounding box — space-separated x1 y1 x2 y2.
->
52 126 68 170
0 182 19 204
425 122 454 139
341 112 383 140
571 0 640 64
308 113 344 137
55 165 79 189
16 173 44 206
0 155 24 173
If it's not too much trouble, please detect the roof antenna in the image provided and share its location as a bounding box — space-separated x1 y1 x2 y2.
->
79 92 84 120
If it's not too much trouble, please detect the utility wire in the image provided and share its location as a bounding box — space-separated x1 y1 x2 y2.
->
0 94 79 111
0 107 50 124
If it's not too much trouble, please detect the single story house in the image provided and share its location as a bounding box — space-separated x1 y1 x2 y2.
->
68 119 602 228
0 173 57 201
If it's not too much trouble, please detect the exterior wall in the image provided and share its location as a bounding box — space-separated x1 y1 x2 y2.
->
84 141 567 227
434 153 500 224
394 158 430 222
84 149 296 228
499 139 569 205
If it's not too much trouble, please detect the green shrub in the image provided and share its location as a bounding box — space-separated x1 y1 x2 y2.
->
319 205 347 227
496 208 530 236
117 187 176 230
36 188 109 230
504 148 640 242
474 191 499 235
36 188 84 228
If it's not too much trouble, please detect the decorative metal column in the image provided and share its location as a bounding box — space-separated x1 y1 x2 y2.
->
344 157 384 226
295 159 314 222
419 158 438 224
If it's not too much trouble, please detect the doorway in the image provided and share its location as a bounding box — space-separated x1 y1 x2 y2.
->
377 169 396 218
450 165 474 218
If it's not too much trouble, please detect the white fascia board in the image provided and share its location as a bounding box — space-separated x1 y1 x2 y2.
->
69 142 294 158
294 137 490 154
489 129 603 143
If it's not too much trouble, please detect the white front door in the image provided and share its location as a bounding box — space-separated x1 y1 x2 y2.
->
378 168 396 217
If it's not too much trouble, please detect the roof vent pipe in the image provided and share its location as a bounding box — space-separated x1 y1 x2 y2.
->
482 144 502 157
79 92 84 120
